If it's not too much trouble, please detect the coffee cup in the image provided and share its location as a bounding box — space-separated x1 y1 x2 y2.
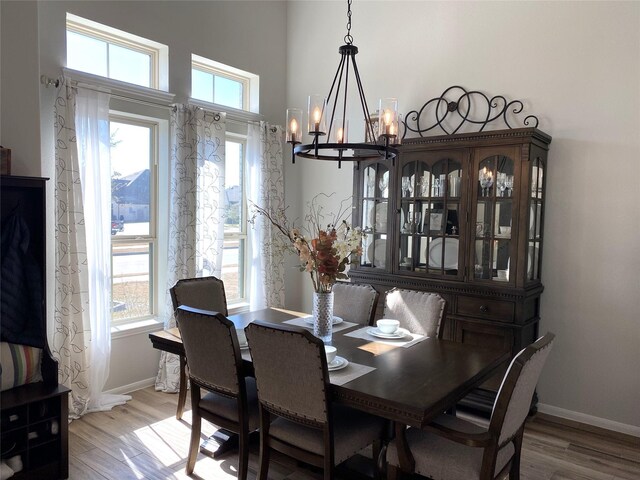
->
377 319 400 334
499 226 511 236
325 346 337 364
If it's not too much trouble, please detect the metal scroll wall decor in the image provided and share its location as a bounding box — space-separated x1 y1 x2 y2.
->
402 85 540 139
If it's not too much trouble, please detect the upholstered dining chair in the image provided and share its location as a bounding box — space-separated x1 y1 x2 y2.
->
245 320 387 480
385 332 555 480
170 276 228 419
383 288 447 338
333 282 380 325
175 305 258 479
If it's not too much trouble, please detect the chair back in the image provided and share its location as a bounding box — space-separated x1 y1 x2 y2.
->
176 305 243 396
170 276 228 316
490 332 555 445
245 320 330 425
333 283 379 325
383 288 447 337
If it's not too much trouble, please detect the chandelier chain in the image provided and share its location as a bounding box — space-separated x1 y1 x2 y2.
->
344 0 353 44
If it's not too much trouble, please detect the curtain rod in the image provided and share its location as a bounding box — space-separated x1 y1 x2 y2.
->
41 74 280 132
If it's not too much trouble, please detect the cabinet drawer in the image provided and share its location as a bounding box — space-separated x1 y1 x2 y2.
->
457 296 514 322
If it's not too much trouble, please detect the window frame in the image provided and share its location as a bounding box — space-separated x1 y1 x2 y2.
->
66 13 168 91
223 133 250 307
109 114 160 325
190 54 260 115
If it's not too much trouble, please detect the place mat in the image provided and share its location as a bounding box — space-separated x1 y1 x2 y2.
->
283 316 358 333
329 361 376 386
344 326 426 349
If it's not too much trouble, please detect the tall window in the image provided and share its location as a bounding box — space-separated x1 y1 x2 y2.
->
222 137 248 304
66 13 168 90
191 54 259 113
110 117 157 323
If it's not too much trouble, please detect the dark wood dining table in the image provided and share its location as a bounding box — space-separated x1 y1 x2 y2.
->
149 307 510 430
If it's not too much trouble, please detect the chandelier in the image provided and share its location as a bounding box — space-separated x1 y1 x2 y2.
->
286 0 399 168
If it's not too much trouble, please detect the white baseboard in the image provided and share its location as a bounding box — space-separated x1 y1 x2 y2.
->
105 377 156 396
537 403 640 438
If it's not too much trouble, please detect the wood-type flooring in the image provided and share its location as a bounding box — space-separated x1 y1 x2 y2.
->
67 386 639 479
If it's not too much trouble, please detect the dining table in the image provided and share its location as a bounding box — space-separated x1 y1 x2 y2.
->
149 307 510 458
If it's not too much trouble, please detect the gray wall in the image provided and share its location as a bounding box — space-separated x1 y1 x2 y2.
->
286 1 640 432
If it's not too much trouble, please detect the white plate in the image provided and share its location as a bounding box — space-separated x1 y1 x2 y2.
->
428 237 459 269
303 315 344 326
367 239 386 268
368 202 388 232
366 327 410 340
327 356 349 371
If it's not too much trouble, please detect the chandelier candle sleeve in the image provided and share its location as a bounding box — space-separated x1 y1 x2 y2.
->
331 118 348 144
378 98 399 140
286 108 302 144
308 95 327 135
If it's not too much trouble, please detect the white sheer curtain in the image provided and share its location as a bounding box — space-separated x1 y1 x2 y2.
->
247 122 286 309
155 105 226 393
53 78 130 418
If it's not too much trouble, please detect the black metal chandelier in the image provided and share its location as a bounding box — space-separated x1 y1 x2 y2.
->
286 0 399 168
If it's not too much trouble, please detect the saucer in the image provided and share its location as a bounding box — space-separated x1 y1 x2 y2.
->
366 327 410 340
327 356 349 371
304 315 344 326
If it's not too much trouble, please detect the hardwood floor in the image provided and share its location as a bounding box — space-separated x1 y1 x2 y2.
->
68 386 640 480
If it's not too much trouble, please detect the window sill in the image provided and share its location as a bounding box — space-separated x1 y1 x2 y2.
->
111 317 164 340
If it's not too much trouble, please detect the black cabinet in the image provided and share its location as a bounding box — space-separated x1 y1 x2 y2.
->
1 176 69 479
349 128 551 414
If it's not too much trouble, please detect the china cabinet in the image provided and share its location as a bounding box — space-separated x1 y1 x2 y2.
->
350 88 551 413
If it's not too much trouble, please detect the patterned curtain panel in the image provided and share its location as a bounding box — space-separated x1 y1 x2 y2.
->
247 122 286 310
155 105 226 393
53 78 92 418
53 79 129 418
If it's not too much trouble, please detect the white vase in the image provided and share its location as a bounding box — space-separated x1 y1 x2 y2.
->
313 291 334 344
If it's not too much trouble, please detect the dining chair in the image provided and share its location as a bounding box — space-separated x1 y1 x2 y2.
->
175 305 258 479
245 320 387 480
333 282 380 325
385 332 555 480
170 276 228 419
383 288 447 338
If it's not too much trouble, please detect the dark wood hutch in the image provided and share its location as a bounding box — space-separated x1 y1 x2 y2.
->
348 87 551 414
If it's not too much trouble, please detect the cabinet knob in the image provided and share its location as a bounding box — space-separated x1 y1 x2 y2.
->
479 305 489 313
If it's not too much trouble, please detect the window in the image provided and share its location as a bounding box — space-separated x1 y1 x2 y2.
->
110 117 158 323
222 137 248 304
66 13 168 90
191 54 259 113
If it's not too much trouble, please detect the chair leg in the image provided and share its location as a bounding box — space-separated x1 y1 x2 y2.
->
257 409 271 480
186 411 200 474
176 355 187 420
237 430 249 480
387 464 401 480
509 429 524 480
373 439 383 480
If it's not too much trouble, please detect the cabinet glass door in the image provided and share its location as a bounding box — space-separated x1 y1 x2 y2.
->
398 152 464 279
473 155 515 283
527 157 544 281
361 163 389 269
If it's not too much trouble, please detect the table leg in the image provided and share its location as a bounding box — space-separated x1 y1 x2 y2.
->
176 355 187 420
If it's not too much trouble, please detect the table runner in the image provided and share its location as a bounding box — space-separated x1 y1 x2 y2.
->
344 326 427 348
283 316 358 333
